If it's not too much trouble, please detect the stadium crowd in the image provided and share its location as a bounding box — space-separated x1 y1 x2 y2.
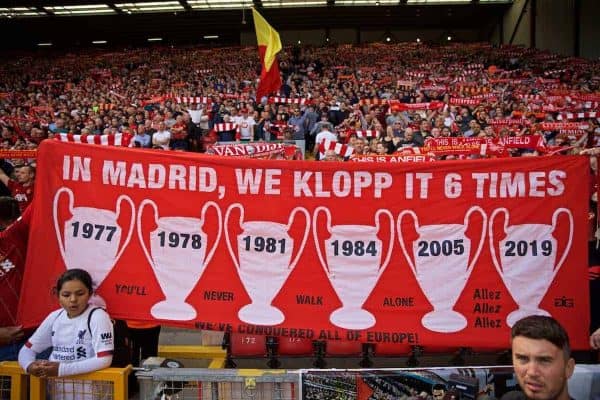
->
0 41 599 376
0 42 599 163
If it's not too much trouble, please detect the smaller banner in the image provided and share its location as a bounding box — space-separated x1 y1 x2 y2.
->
0 149 37 159
206 143 302 160
350 154 436 163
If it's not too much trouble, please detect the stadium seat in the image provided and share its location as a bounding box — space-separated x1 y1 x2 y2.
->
276 337 315 356
222 332 268 368
266 337 316 368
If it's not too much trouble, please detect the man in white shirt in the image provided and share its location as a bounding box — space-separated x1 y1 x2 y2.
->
313 123 337 159
187 104 204 126
152 122 171 150
234 109 256 141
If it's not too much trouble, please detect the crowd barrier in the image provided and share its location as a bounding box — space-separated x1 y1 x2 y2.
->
136 368 298 400
0 362 27 400
2 356 599 399
134 365 600 400
0 362 131 400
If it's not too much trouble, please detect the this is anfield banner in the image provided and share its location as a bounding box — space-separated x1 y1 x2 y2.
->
350 154 436 163
18 140 589 349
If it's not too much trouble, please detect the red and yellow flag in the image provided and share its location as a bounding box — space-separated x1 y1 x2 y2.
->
252 8 282 100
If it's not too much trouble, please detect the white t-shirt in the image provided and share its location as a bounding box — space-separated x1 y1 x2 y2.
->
315 130 337 145
187 109 203 125
20 306 114 376
152 130 171 150
19 306 114 400
234 116 256 140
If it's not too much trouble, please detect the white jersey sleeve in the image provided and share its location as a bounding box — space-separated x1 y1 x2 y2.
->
18 309 63 372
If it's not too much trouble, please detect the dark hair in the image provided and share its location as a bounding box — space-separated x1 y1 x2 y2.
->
55 268 94 295
0 196 20 225
511 315 571 358
433 384 446 392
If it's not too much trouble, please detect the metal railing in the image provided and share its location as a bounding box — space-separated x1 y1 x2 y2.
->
137 368 299 400
29 366 132 400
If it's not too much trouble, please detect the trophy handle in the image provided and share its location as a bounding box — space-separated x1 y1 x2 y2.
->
137 199 159 270
550 207 573 281
286 207 310 270
224 203 243 270
375 209 395 278
52 187 74 267
396 210 419 275
488 208 509 276
464 206 487 273
200 201 223 268
312 206 332 274
114 195 135 264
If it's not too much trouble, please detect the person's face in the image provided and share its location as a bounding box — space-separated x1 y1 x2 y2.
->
512 336 575 400
324 151 337 161
15 167 34 184
58 279 91 318
376 143 386 154
432 389 445 400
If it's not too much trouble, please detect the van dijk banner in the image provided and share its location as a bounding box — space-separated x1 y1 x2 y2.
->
18 140 590 349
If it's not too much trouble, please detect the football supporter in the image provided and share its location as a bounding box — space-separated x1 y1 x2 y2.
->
0 164 35 213
0 197 27 361
18 269 114 378
501 316 575 400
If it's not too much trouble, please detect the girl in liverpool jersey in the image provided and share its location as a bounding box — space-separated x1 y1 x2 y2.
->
18 269 114 399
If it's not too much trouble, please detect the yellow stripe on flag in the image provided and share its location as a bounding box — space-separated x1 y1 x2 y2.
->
252 8 282 72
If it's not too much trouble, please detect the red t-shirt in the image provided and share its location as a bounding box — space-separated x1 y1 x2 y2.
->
0 206 30 326
7 180 33 213
171 122 188 140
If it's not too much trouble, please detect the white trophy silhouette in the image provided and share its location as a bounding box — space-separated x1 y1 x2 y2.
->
225 203 310 325
53 187 134 307
313 207 394 330
137 200 222 321
398 207 486 333
489 207 573 327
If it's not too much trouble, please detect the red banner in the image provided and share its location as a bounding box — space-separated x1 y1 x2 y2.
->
0 149 37 159
18 141 590 349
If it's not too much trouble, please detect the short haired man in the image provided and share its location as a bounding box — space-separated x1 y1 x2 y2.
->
503 315 575 400
322 149 339 162
0 164 35 213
